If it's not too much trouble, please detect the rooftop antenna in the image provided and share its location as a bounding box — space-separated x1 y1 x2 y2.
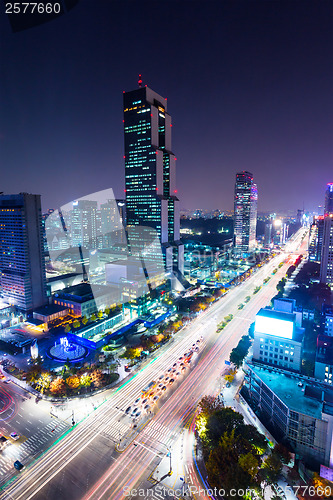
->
138 74 142 88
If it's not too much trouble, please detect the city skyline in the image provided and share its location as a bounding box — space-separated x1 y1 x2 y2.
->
1 1 332 213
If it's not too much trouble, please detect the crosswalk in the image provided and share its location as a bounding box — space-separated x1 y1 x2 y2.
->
100 421 129 442
0 420 69 480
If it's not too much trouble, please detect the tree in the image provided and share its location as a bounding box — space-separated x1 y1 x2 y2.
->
225 374 234 383
82 316 88 325
198 396 223 418
50 378 66 395
91 313 97 321
90 370 104 388
36 372 51 393
238 452 260 481
122 347 142 359
66 376 80 389
105 307 110 316
273 443 291 465
73 319 80 329
205 408 244 448
80 374 92 387
97 310 103 319
262 453 283 484
64 324 71 333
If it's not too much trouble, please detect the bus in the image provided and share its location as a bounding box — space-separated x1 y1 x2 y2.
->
141 380 156 398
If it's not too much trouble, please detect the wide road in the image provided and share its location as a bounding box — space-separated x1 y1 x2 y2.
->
0 229 307 500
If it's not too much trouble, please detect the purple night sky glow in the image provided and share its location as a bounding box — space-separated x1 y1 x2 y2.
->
0 1 332 213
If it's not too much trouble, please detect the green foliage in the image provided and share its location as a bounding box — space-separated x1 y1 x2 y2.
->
262 453 283 484
90 313 97 321
253 285 261 294
64 324 71 333
73 319 80 329
244 296 251 303
229 335 251 367
82 316 88 325
97 310 103 319
238 303 244 310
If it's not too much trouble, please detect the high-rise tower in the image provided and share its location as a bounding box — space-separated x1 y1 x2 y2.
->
0 193 47 312
123 80 183 275
233 171 258 253
325 183 333 216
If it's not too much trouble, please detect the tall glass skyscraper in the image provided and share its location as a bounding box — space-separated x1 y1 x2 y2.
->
325 183 333 216
233 171 258 253
0 193 47 312
123 82 183 275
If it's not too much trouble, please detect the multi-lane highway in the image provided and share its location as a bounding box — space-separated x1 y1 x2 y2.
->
0 229 307 500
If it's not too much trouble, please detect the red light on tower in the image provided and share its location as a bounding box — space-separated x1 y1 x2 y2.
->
174 190 177 193
124 189 126 193
156 187 159 191
123 155 126 159
138 74 142 87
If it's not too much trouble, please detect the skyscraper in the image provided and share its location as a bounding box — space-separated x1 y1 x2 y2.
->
233 171 258 253
0 193 47 312
70 199 98 250
325 183 333 216
123 80 183 274
320 215 333 285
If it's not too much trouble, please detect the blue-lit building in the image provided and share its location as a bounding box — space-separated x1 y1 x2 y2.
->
123 80 183 277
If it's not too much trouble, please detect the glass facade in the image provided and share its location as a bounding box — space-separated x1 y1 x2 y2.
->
233 171 257 253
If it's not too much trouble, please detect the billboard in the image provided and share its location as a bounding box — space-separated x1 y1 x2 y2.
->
255 314 293 340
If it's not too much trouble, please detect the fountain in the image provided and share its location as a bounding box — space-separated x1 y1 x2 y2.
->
49 337 88 362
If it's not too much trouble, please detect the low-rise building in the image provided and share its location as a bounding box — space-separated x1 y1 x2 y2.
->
245 363 333 468
53 283 119 317
252 302 304 372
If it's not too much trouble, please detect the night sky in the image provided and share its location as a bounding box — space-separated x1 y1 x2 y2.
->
0 0 332 213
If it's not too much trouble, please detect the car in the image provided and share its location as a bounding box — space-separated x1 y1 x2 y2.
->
172 369 177 374
195 346 199 352
167 368 172 373
141 398 148 405
131 408 138 416
196 340 200 344
180 363 184 367
134 398 141 405
161 385 167 391
153 395 159 401
169 378 175 385
181 366 186 372
3 379 10 384
164 377 169 382
134 411 141 418
173 362 177 367
144 404 150 411
192 343 196 347
179 356 183 361
158 375 164 380
158 383 163 388
148 391 155 398
176 372 180 377
14 460 24 471
297 382 303 387
10 432 19 441
226 382 231 388
125 406 131 415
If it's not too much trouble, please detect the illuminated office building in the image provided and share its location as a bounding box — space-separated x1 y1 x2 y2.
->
309 216 324 263
320 215 333 286
70 199 98 250
0 193 47 312
123 80 183 275
233 171 258 253
325 183 333 216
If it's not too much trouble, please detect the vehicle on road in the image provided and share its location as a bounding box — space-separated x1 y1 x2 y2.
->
141 398 148 405
141 380 156 398
125 407 131 415
14 460 24 471
143 404 150 411
10 432 20 441
131 408 138 416
161 385 167 391
169 379 175 385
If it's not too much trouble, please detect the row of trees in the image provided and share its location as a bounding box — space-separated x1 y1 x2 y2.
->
196 398 291 499
217 314 233 332
64 306 121 333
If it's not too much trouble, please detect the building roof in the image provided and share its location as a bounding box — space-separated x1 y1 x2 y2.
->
54 283 114 303
249 363 333 419
33 304 68 316
257 307 296 323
